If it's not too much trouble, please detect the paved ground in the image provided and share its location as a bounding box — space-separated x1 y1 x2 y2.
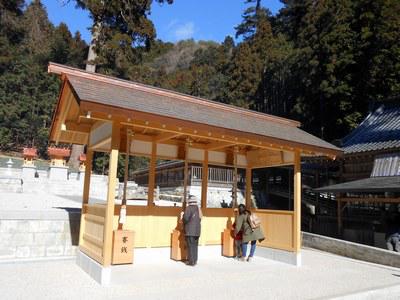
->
0 192 83 211
0 248 399 300
0 192 183 213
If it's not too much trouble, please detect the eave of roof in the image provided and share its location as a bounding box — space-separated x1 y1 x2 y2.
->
314 176 400 193
48 62 342 156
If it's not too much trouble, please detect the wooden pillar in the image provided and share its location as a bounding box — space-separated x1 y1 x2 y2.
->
103 122 120 267
79 149 93 246
182 139 190 208
122 130 132 205
201 150 208 208
171 139 190 261
82 150 93 203
245 167 252 208
293 150 301 252
147 141 157 206
232 146 238 207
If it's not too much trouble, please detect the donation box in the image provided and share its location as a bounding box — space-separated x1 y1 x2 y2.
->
112 230 134 265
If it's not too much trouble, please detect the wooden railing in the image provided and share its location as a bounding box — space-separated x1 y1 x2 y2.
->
78 204 298 263
79 204 106 264
255 209 295 252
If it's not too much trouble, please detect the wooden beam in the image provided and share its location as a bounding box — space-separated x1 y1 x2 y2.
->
293 150 301 252
55 90 73 144
201 150 208 208
154 132 181 142
79 149 93 247
147 141 157 206
128 133 153 142
246 167 252 208
206 141 235 151
55 131 88 145
247 149 283 168
64 121 92 133
49 78 67 142
102 122 120 267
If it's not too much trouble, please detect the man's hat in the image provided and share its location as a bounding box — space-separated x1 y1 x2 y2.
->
187 194 199 205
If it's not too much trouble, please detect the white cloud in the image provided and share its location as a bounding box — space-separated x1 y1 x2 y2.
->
166 19 178 30
173 22 195 40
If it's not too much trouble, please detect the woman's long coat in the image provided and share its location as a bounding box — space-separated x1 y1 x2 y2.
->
235 212 265 243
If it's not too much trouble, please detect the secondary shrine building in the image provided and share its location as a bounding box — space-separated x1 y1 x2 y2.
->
47 62 341 282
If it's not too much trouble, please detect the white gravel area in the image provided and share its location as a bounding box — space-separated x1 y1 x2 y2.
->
0 192 83 211
0 248 399 300
0 192 182 212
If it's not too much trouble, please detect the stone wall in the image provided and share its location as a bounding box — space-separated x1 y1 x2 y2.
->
302 231 400 268
0 211 80 261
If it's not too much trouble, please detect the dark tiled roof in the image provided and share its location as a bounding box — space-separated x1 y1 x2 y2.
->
342 103 400 154
66 74 340 153
314 176 400 193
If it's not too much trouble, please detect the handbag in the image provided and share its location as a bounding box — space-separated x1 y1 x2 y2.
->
248 212 261 230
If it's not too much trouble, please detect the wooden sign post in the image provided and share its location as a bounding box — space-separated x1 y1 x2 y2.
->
112 230 134 264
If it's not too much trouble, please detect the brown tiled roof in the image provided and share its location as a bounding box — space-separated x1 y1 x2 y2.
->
48 147 71 157
49 63 341 155
23 148 37 157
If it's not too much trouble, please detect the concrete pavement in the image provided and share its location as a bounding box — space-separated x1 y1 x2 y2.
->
0 248 399 299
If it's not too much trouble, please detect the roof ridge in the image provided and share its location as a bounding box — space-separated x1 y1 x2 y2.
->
48 62 300 128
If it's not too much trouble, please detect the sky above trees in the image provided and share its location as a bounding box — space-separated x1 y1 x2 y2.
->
36 0 283 43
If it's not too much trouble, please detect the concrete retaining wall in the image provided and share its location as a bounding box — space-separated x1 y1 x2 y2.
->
0 211 80 261
302 231 400 268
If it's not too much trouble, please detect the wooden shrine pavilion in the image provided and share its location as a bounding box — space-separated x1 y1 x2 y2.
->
47 62 341 277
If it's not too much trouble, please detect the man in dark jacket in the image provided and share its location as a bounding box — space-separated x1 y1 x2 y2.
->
181 195 202 266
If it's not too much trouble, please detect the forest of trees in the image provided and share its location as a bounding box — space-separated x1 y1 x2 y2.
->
1 0 399 170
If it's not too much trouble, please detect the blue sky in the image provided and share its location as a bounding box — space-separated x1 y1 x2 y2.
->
38 0 283 43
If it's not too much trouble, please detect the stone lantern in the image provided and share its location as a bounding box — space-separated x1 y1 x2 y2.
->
6 158 13 176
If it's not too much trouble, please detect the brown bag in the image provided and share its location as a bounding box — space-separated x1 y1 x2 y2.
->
248 213 261 230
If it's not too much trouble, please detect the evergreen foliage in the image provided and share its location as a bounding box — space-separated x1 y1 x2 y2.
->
1 0 399 173
0 0 87 156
